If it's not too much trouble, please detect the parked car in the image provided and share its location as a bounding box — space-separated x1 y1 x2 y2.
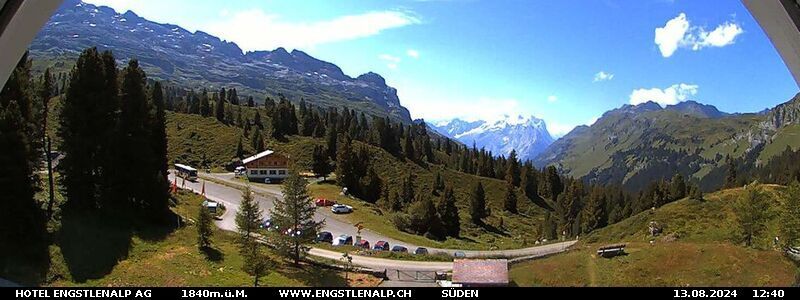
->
314 198 335 206
373 241 390 251
391 245 408 253
316 231 333 243
453 251 467 258
355 239 370 249
333 234 353 246
414 247 429 255
331 204 353 214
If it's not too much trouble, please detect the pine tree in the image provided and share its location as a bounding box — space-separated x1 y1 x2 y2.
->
504 180 518 213
311 145 332 180
689 184 704 201
236 137 245 159
400 174 415 205
251 127 264 153
197 203 213 250
780 181 800 248
506 150 520 186
247 96 255 107
235 185 262 256
433 172 445 195
0 100 45 264
215 91 225 123
669 173 687 202
149 81 169 214
270 173 324 265
59 48 118 210
725 155 738 188
335 135 356 189
39 68 57 217
228 88 239 105
732 184 770 247
117 59 161 212
437 186 460 237
360 167 382 203
470 182 488 224
325 122 338 159
581 187 606 233
234 185 270 285
199 88 210 117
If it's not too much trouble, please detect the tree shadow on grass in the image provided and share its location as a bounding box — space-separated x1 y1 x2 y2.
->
476 220 510 237
58 209 133 283
58 208 178 283
200 246 224 262
0 214 51 285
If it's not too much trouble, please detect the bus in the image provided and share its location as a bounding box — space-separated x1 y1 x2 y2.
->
174 163 198 181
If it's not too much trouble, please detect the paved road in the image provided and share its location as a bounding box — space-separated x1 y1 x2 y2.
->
170 172 576 271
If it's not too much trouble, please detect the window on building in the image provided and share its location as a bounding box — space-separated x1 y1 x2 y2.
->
278 170 286 175
250 170 257 175
269 170 277 175
259 170 267 175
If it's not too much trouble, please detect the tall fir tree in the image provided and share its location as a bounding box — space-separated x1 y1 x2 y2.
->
469 182 488 224
437 186 460 237
335 135 357 189
732 184 770 247
270 173 324 265
779 181 800 248
59 48 118 209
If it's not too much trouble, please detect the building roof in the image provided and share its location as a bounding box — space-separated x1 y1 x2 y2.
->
174 163 197 171
242 150 275 164
452 259 509 285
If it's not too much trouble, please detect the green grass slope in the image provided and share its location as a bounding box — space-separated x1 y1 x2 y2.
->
510 185 800 286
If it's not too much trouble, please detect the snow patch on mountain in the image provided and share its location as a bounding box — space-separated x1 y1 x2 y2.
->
430 114 555 161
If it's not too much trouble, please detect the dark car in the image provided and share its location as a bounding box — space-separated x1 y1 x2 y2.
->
453 251 467 258
414 247 429 255
373 241 390 251
355 239 370 249
391 245 408 253
316 231 333 243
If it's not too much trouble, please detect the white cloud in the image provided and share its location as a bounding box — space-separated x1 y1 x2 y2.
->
547 95 558 103
629 83 699 106
379 54 401 69
655 13 690 58
655 13 743 57
406 49 420 58
593 71 615 82
204 10 420 51
687 21 743 50
379 54 401 63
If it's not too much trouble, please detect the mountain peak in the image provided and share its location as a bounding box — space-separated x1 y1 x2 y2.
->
429 114 553 161
357 72 386 86
666 100 728 118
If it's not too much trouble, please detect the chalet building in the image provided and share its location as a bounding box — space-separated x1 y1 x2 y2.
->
452 259 509 287
242 150 290 182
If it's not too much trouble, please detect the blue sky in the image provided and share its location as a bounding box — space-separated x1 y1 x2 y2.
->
84 0 798 136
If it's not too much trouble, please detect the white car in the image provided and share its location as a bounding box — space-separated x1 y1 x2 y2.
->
331 204 353 214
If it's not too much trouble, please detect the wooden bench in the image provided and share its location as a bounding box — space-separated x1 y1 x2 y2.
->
597 244 626 258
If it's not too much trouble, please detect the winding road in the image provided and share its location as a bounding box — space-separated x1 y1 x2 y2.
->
169 172 576 272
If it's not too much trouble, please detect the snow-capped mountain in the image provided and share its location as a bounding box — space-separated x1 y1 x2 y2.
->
430 115 555 161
